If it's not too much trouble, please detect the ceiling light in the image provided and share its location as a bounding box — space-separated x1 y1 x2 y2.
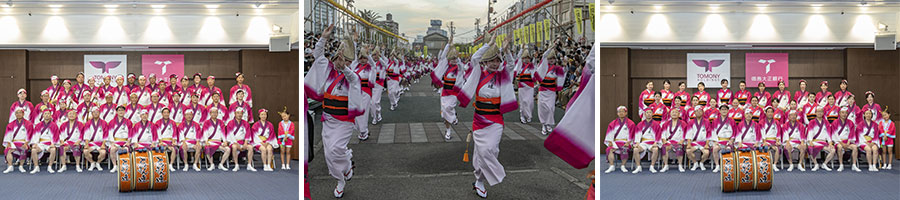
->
1 4 11 8
104 5 119 8
811 4 823 7
653 4 662 11
151 5 166 9
205 5 220 9
48 5 63 8
253 3 264 9
859 2 868 7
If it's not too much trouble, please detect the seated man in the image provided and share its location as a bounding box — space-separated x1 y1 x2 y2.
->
30 110 59 174
782 110 807 171
131 110 155 150
107 106 133 173
202 107 230 171
59 110 84 172
155 108 178 172
83 107 107 171
228 107 255 172
685 107 710 171
4 108 32 174
179 110 203 171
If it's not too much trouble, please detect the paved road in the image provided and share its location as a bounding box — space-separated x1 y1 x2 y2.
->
306 75 591 199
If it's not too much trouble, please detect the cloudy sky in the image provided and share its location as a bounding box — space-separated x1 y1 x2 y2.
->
343 0 519 43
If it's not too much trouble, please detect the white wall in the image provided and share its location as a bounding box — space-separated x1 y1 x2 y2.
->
0 14 294 46
599 12 900 44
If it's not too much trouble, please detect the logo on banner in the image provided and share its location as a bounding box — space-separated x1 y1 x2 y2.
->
84 55 128 77
141 54 185 79
745 53 788 86
686 53 730 88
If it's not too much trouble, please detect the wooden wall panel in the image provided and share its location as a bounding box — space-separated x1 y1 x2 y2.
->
846 48 900 159
599 48 630 152
240 50 299 159
0 50 27 149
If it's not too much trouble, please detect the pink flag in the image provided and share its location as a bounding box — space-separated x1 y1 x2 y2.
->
142 55 185 79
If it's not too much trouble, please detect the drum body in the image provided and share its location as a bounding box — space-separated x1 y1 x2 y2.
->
117 152 135 192
754 150 773 190
150 149 170 190
133 150 152 191
737 151 756 191
720 152 737 192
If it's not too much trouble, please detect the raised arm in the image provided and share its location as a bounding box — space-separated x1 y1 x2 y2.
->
313 24 335 59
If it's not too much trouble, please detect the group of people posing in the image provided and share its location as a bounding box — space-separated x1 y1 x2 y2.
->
305 24 588 198
4 72 296 175
605 79 896 174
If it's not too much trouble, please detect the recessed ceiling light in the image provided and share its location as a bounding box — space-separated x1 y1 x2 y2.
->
205 5 220 9
48 5 63 8
1 4 11 8
104 5 119 8
811 4 823 7
756 4 768 7
151 5 166 9
253 3 264 9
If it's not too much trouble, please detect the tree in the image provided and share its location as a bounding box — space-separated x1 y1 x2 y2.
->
357 9 382 44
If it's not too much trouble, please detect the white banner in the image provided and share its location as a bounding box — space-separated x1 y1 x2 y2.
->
84 55 128 79
686 53 730 88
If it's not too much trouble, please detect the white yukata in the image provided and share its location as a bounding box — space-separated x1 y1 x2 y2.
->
305 38 365 182
352 54 377 135
385 58 403 108
456 44 519 186
370 58 387 122
534 49 567 129
84 119 106 150
108 117 132 147
132 121 154 149
144 103 166 124
512 49 536 123
4 119 32 160
433 43 467 124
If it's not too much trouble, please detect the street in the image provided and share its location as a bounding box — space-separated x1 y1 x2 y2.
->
307 75 592 199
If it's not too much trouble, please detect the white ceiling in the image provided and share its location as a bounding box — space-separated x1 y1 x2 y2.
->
0 0 298 16
603 0 900 14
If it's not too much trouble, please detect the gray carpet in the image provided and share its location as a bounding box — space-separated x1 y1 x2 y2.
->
0 159 299 199
598 154 900 199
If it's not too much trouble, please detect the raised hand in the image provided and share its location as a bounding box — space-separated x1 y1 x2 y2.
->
321 24 335 41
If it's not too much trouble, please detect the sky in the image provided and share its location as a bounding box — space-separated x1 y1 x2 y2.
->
344 0 519 43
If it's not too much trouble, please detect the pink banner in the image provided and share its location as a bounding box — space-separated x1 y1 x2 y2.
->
141 54 185 80
745 53 788 86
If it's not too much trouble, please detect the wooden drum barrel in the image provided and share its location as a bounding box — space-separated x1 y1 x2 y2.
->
117 150 135 192
754 148 774 191
132 150 152 191
150 147 170 191
720 150 737 192
737 150 756 191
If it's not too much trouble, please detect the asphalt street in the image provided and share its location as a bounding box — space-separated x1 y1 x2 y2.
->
306 75 592 199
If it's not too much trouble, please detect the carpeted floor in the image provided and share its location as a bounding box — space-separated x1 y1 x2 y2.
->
598 154 900 199
0 158 299 199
